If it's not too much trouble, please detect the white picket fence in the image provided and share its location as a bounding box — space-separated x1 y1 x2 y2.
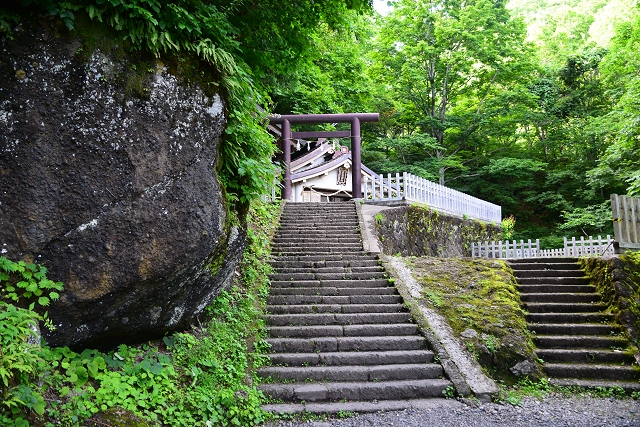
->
472 235 615 259
363 172 502 224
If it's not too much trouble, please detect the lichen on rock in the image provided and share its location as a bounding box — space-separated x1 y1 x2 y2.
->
0 20 245 349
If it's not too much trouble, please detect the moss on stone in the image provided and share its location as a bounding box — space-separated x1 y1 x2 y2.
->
407 256 541 384
375 205 502 258
580 253 640 346
84 407 152 427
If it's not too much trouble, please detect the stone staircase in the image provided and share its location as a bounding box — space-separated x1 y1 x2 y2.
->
511 258 640 391
259 201 452 412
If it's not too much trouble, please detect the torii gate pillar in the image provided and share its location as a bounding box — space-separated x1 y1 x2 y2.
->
269 113 379 201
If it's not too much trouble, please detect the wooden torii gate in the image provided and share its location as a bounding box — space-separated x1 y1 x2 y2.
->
269 113 379 200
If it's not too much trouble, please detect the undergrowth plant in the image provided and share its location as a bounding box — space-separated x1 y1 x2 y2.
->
0 199 281 426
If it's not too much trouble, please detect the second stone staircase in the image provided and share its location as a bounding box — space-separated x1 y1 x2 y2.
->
259 201 452 412
511 258 640 391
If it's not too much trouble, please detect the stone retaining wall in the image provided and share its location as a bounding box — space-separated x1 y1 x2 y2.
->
373 205 502 257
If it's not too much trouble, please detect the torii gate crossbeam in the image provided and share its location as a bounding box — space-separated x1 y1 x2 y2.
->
269 113 379 200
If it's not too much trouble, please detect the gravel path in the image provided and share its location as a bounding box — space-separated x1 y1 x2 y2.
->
264 395 640 427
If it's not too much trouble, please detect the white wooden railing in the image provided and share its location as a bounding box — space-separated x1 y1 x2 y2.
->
363 172 502 224
472 235 615 259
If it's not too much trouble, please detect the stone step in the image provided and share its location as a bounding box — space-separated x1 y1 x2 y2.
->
513 270 587 278
269 279 391 288
268 323 418 338
266 335 426 353
267 350 435 367
516 277 590 285
277 220 360 227
548 378 640 393
265 312 412 326
273 266 385 274
543 363 640 381
520 293 601 304
259 364 442 382
267 303 405 315
267 294 403 306
533 334 629 349
272 254 378 263
269 259 380 269
269 272 386 281
268 286 398 296
536 349 637 364
272 245 364 253
262 398 455 415
282 207 356 213
518 284 597 293
276 226 359 233
527 312 614 323
273 237 362 244
524 302 607 313
528 323 622 336
509 258 578 267
259 379 452 402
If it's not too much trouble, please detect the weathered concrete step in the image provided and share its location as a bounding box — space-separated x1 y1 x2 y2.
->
548 378 640 393
533 334 629 349
517 277 590 285
543 363 640 380
527 312 614 323
519 284 596 293
520 293 601 303
270 259 380 269
267 303 405 315
276 226 359 233
273 254 377 262
270 279 391 288
273 237 362 245
273 266 385 274
509 258 578 267
267 350 434 367
259 379 452 402
524 302 606 313
262 398 456 415
268 323 418 338
267 294 402 306
259 364 442 382
265 312 412 326
272 245 363 253
536 348 636 364
268 286 398 296
269 272 386 281
529 323 622 336
278 220 360 227
266 335 425 353
513 269 587 278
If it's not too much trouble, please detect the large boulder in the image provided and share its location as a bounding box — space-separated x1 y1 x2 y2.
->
0 21 245 349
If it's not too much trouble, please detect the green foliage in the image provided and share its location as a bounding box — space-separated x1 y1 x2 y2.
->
501 216 517 240
0 258 63 426
0 257 64 311
558 201 612 236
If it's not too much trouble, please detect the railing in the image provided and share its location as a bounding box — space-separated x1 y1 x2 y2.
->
472 235 615 259
363 172 502 224
611 194 640 251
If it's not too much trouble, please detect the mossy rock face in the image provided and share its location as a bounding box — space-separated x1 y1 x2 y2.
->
375 205 502 258
85 407 152 427
407 256 542 384
580 254 640 345
0 17 247 350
